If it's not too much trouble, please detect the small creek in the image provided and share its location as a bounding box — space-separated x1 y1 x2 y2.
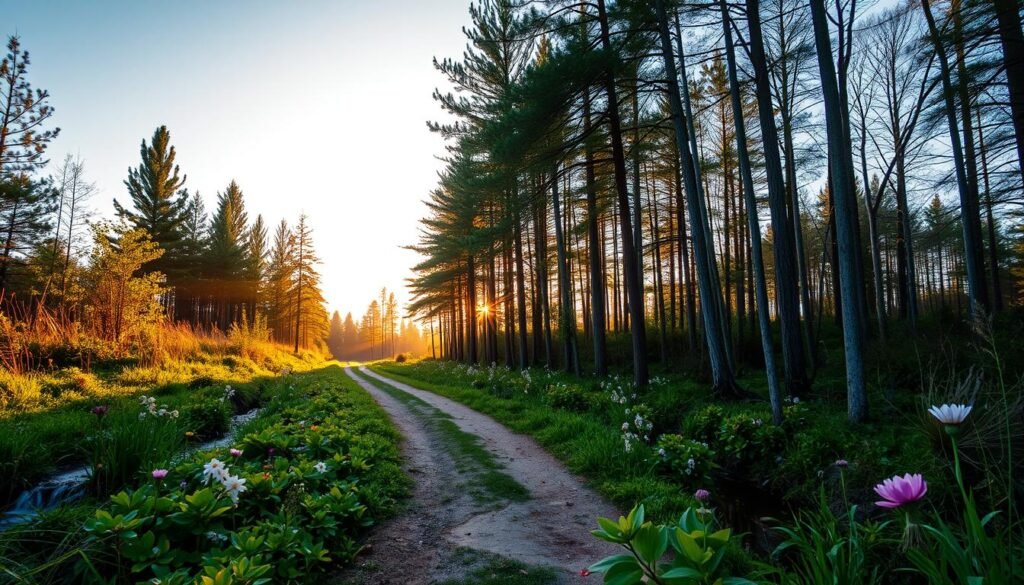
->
0 408 262 529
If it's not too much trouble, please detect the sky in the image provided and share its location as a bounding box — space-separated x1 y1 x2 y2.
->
6 0 468 319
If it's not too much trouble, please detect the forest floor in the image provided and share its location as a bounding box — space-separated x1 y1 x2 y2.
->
334 366 618 585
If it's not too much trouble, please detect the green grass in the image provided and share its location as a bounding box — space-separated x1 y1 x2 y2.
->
368 362 691 520
437 548 559 585
369 359 948 525
0 364 411 583
350 368 529 505
0 344 331 505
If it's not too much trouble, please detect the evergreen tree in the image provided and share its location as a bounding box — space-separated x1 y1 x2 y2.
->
328 310 344 359
0 175 55 292
207 180 249 280
0 36 59 175
114 126 189 279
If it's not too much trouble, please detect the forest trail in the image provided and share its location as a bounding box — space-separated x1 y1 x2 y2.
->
334 366 618 585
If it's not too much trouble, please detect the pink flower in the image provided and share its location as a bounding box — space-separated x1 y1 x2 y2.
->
694 488 711 502
91 405 109 417
267 447 276 456
230 448 243 458
874 473 927 509
580 568 591 577
152 469 169 480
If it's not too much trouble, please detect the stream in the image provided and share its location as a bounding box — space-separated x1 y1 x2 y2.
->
0 408 262 529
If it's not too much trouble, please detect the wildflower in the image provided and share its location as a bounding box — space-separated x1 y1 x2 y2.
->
657 448 666 458
835 459 849 468
874 473 927 509
314 461 328 473
206 531 229 544
928 403 972 426
580 568 591 577
229 448 243 458
180 480 188 490
91 405 108 417
170 410 179 418
267 447 276 457
621 422 630 432
184 431 195 438
222 474 247 503
309 424 319 431
151 469 168 480
203 458 228 484
694 488 710 502
262 472 271 479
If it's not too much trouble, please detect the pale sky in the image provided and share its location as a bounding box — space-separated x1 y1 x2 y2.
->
6 1 467 319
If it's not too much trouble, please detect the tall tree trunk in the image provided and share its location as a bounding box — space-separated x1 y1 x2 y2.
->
809 0 868 422
676 9 733 364
654 0 737 395
584 88 609 375
466 257 478 365
977 109 1003 311
596 0 649 386
551 165 579 374
993 0 1024 172
920 0 990 315
722 0 783 423
746 0 809 397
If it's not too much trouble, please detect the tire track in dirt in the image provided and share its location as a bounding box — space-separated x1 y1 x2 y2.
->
334 366 618 584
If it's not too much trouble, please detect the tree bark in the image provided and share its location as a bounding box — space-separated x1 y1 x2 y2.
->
809 0 868 422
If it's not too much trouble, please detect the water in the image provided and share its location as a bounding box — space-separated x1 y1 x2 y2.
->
0 408 261 529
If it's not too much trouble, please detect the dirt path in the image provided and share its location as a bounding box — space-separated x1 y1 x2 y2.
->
334 366 619 584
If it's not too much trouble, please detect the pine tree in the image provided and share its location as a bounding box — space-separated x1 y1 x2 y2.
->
0 175 55 292
0 36 59 175
246 214 268 317
328 310 344 359
114 126 189 280
266 220 295 344
291 214 326 352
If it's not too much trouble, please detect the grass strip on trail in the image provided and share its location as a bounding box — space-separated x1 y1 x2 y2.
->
369 362 690 520
351 368 529 506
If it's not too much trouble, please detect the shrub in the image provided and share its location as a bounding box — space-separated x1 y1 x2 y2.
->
182 400 232 440
656 434 715 487
544 382 593 412
0 370 43 409
587 505 754 584
684 404 726 444
716 413 784 473
395 353 408 363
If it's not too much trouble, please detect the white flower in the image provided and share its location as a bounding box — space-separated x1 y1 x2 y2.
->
314 461 328 473
203 458 227 484
687 458 696 469
658 448 666 458
205 531 229 543
928 403 972 425
170 410 179 418
621 422 630 432
139 412 147 420
221 474 247 503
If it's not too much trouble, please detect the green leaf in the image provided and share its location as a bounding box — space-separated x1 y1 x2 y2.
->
588 554 637 574
662 566 704 579
632 523 668 565
675 528 705 565
604 561 644 585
